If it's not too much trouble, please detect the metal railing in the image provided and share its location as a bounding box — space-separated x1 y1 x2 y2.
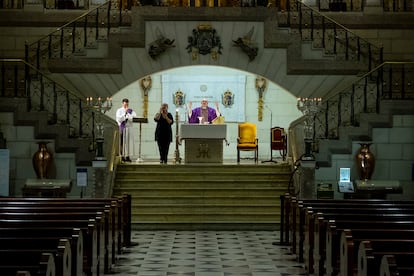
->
279 1 384 72
2 0 413 11
313 61 414 141
1 0 134 10
1 58 117 145
24 0 131 71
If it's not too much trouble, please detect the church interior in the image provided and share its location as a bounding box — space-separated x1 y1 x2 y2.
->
0 0 414 275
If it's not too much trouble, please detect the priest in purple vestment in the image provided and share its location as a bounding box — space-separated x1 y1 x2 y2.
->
188 98 221 124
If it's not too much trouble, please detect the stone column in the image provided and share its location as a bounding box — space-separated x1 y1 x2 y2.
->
298 160 317 199
92 160 107 198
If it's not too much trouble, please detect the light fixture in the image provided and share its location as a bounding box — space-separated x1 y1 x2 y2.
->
296 97 322 159
84 96 113 160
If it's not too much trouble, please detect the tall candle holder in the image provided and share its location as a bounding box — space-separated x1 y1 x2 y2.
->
85 97 113 160
174 109 181 164
296 97 322 159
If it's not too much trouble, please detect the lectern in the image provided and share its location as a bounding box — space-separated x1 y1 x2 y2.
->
133 117 148 162
180 124 227 163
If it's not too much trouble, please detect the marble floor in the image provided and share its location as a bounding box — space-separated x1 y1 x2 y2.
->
111 230 307 276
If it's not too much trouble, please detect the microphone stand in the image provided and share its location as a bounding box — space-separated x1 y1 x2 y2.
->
262 105 277 163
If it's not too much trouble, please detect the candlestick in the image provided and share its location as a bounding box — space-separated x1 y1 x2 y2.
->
297 97 323 158
83 95 113 160
174 109 181 164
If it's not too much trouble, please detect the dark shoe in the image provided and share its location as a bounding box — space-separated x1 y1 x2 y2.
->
121 157 126 162
125 157 132 162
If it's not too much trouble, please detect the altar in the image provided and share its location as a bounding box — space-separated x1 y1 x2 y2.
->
180 124 227 163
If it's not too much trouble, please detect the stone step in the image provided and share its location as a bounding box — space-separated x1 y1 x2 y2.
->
315 100 414 167
0 98 95 165
113 163 290 229
131 214 280 223
115 189 286 197
126 197 280 205
115 175 290 182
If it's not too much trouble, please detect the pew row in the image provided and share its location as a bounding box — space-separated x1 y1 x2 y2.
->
379 254 414 276
281 196 414 276
0 194 133 276
0 252 55 276
0 238 71 276
325 221 414 276
354 237 414 276
303 206 414 274
0 228 83 276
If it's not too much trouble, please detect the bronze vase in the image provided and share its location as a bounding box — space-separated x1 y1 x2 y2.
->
32 141 53 179
355 143 375 181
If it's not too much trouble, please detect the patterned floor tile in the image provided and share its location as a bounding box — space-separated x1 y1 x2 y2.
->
110 230 306 276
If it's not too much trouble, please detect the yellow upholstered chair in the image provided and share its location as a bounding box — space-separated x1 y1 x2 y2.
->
237 122 258 163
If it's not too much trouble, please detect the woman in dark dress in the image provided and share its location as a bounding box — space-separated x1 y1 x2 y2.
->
154 103 174 164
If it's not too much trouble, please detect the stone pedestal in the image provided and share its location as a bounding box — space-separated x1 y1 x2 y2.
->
92 160 107 198
23 178 72 197
350 180 402 199
298 160 316 199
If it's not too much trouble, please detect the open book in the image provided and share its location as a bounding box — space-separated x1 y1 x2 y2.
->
211 116 225 124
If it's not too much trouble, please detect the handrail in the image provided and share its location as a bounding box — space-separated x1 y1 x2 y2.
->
108 129 119 173
298 1 382 50
105 129 119 197
0 58 117 145
323 61 414 103
314 61 414 141
24 0 131 70
1 58 82 99
288 61 414 166
282 0 384 71
26 1 110 47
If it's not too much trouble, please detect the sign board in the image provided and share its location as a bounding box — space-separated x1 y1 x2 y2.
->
76 168 88 187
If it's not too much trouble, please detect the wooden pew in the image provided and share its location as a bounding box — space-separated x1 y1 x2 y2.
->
0 205 115 271
0 195 129 255
325 219 414 276
285 197 414 275
311 207 414 276
0 252 55 276
289 198 414 255
0 218 99 276
379 254 414 276
0 238 71 276
0 195 133 275
288 198 414 259
294 200 414 272
356 239 414 276
0 210 106 273
0 228 83 276
304 209 414 274
0 195 132 273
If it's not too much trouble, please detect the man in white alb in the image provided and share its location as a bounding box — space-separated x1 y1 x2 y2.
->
116 98 137 162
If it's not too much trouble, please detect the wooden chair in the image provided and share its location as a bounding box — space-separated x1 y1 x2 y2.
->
271 127 287 161
237 122 258 163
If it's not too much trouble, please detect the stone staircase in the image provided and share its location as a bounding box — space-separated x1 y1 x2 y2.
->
315 100 414 167
112 163 292 230
0 98 95 166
